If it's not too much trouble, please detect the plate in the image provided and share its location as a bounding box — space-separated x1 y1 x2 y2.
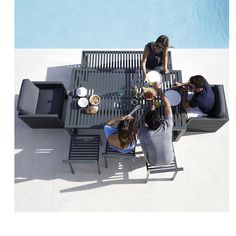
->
78 97 89 107
76 87 87 97
146 71 162 84
164 90 181 106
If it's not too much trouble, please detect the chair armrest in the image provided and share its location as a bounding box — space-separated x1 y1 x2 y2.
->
18 113 59 118
33 81 66 90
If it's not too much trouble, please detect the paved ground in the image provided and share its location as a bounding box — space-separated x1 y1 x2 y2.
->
15 49 229 211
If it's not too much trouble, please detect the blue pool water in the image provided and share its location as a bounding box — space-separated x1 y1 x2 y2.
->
15 0 229 48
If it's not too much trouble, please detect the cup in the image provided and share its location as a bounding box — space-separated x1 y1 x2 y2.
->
131 99 139 106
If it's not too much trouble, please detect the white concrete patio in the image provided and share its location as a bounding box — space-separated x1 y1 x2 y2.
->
15 49 229 211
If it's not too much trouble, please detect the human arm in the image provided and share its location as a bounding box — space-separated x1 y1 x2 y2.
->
153 83 173 118
163 49 169 73
105 115 133 125
141 46 149 81
172 81 189 88
180 90 192 110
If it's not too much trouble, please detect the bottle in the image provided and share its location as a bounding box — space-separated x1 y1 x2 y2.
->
133 85 138 98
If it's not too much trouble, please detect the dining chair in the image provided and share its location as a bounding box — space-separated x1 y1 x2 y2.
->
144 145 184 182
63 135 101 174
102 142 136 171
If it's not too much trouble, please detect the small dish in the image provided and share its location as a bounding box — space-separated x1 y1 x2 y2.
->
76 87 87 97
165 90 181 106
85 106 98 114
89 94 101 105
78 97 89 107
131 99 139 105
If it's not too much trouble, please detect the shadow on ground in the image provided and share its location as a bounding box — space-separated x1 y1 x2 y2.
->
15 88 147 193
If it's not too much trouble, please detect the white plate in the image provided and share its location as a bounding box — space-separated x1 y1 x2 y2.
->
76 87 87 97
164 90 181 106
78 97 89 107
146 71 162 84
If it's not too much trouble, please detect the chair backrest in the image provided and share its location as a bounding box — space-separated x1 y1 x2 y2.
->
186 84 229 133
17 79 40 115
209 85 228 118
105 141 135 156
144 143 183 181
80 50 173 71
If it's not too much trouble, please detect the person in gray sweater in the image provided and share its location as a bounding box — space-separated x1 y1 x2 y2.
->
140 83 174 166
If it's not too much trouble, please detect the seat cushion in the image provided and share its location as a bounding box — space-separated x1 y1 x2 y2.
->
209 85 227 118
17 79 39 114
35 88 64 115
50 88 65 115
36 89 54 114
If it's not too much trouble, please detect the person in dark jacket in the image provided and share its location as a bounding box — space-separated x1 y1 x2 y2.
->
173 75 215 117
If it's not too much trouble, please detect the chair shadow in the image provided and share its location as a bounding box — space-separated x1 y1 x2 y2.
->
15 64 150 193
15 94 147 191
45 64 81 89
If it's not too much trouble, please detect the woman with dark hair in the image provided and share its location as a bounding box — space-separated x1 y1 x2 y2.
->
141 35 169 81
104 115 139 153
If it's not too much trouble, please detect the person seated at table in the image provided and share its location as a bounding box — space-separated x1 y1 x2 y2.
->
173 75 215 118
141 35 169 81
140 83 174 166
104 115 139 153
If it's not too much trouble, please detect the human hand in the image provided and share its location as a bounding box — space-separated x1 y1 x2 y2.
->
172 82 182 88
153 82 161 89
164 68 169 74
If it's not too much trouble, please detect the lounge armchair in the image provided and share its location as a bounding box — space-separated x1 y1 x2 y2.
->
17 79 67 128
185 84 229 134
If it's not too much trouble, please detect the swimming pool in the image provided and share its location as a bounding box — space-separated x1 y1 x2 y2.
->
15 0 229 48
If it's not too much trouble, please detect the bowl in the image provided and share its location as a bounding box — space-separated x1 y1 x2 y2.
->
76 87 87 97
142 87 157 100
89 94 101 105
78 97 89 107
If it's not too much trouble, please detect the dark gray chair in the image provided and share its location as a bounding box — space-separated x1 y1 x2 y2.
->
17 79 67 128
103 142 136 171
186 84 229 134
63 135 101 174
144 145 183 182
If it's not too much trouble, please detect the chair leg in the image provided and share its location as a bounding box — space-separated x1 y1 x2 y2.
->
146 170 150 183
128 159 134 172
171 171 178 180
104 154 108 168
69 163 75 174
97 160 101 175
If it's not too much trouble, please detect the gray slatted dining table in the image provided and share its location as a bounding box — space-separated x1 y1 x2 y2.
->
64 68 186 141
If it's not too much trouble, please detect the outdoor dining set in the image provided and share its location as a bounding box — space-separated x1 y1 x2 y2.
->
16 50 229 182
